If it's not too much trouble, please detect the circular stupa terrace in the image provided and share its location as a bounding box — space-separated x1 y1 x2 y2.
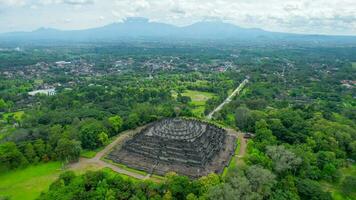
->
107 118 237 178
145 118 206 141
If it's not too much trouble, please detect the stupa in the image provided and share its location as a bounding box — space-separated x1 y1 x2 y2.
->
107 118 236 178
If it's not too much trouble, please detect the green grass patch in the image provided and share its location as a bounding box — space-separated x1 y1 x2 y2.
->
0 162 62 200
101 167 135 180
151 174 165 181
172 90 215 117
102 158 148 176
80 146 104 158
181 90 215 117
182 90 215 106
80 150 98 158
234 138 241 155
222 138 240 178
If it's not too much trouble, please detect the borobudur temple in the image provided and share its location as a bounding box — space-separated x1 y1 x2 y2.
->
107 118 237 178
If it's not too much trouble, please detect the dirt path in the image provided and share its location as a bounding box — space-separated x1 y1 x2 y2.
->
68 125 150 180
225 129 247 158
207 78 248 119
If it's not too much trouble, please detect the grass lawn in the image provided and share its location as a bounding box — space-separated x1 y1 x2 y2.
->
80 150 98 158
0 162 62 200
182 90 215 106
181 90 215 117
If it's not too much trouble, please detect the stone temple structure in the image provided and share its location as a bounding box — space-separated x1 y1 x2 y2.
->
107 118 237 178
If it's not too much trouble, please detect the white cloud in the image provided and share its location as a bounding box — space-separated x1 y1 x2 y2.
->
0 0 26 6
0 0 355 35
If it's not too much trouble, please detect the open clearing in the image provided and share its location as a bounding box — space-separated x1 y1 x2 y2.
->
0 162 62 200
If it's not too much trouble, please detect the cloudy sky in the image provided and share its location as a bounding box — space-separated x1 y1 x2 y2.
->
0 0 355 35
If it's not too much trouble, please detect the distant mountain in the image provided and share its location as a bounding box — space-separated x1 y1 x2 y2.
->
1 17 356 44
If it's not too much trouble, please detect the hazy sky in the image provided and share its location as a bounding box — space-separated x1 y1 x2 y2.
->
0 0 355 35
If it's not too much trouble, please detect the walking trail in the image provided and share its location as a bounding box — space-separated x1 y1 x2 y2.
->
68 126 151 180
226 128 247 158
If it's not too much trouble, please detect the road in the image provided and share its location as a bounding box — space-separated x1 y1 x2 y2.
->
68 125 151 180
207 78 248 119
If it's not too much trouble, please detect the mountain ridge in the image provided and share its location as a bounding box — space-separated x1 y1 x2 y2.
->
1 17 355 43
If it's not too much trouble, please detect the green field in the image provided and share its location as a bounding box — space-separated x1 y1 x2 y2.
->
0 162 62 200
352 62 356 69
181 90 215 117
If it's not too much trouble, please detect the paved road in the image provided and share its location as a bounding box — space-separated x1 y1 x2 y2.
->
68 125 150 180
207 78 248 119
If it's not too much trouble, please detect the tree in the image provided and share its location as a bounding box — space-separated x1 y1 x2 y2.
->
207 165 276 200
349 141 356 160
198 173 221 194
246 165 276 197
266 145 302 174
206 184 236 200
254 120 277 151
55 138 81 163
296 179 332 200
235 106 253 131
270 176 300 200
0 98 7 111
165 173 194 200
108 115 123 134
98 132 109 146
33 139 46 161
341 176 356 196
24 143 38 163
79 120 107 149
48 125 64 147
126 113 140 129
162 191 173 200
186 193 198 200
0 142 28 170
177 94 191 104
